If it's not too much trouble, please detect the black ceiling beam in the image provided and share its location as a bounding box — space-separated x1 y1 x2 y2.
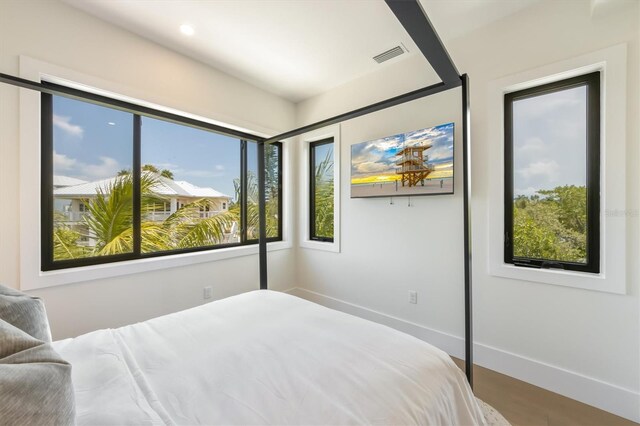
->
385 0 460 86
263 80 458 144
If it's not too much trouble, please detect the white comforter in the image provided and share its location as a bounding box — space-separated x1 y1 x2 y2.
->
53 290 485 425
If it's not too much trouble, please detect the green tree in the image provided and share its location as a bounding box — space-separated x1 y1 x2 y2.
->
82 173 170 255
117 164 175 180
313 146 334 239
513 185 586 263
53 173 237 260
53 227 90 260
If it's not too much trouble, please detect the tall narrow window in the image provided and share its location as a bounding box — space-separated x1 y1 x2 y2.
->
504 72 600 273
309 139 334 242
246 141 282 241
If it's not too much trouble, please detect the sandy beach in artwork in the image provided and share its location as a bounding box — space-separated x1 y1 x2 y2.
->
351 177 453 198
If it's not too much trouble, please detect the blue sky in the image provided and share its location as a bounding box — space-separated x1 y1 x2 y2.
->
350 122 454 179
512 86 586 197
52 96 243 199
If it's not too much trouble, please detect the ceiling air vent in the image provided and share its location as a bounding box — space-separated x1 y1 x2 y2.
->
373 45 406 64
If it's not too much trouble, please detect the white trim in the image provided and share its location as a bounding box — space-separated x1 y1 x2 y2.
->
487 44 627 294
298 125 341 253
18 56 292 290
288 287 640 423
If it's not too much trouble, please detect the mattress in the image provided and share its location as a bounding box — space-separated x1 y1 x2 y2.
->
53 290 485 425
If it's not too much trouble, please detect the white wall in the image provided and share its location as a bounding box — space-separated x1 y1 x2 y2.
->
295 0 639 421
0 0 296 338
297 88 465 347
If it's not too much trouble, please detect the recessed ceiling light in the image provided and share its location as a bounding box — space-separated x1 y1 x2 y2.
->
180 24 195 36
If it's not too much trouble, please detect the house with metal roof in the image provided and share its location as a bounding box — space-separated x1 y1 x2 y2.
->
54 174 233 240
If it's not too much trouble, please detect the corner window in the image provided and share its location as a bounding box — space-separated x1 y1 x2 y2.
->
504 72 600 273
309 138 334 242
43 85 282 271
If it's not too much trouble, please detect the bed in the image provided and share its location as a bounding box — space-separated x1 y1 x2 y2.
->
52 290 485 425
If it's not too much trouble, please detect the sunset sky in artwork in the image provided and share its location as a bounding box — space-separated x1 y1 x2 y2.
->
350 122 454 185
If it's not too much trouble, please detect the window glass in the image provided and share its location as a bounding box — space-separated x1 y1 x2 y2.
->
310 140 334 241
140 117 241 252
44 86 283 270
246 142 281 240
52 95 133 260
511 87 587 263
505 71 600 273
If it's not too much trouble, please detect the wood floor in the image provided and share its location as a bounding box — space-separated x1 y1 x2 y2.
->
451 358 638 426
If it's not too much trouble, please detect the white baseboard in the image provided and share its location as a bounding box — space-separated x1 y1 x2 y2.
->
285 287 640 423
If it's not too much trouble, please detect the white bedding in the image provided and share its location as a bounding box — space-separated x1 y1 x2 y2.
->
53 290 485 425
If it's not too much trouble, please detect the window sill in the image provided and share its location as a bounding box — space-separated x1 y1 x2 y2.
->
486 44 627 296
489 262 625 294
24 241 291 291
299 239 340 253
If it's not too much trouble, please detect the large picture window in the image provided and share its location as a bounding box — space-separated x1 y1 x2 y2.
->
504 72 600 273
43 85 282 271
309 138 334 242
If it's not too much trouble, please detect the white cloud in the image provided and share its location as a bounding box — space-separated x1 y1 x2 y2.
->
428 145 454 161
215 165 225 171
366 139 401 153
518 160 560 181
53 151 77 171
53 114 84 138
81 156 120 180
356 161 390 174
517 137 546 155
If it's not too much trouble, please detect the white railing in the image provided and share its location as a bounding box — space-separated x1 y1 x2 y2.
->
396 165 434 173
145 211 172 222
57 211 89 222
57 209 224 223
198 210 222 219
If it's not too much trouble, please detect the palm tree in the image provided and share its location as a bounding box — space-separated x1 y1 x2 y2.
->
52 172 238 260
162 199 237 249
313 147 334 238
83 173 171 255
233 170 279 240
52 147 283 260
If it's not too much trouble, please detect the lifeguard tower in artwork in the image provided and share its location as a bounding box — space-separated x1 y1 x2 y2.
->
395 142 434 187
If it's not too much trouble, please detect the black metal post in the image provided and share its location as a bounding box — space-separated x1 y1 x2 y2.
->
133 115 142 256
257 141 268 289
461 74 473 387
240 141 248 243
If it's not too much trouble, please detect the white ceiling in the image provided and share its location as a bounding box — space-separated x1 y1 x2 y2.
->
62 0 540 103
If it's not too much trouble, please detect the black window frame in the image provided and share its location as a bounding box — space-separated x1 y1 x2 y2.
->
41 83 282 271
245 141 283 244
309 138 335 242
504 71 600 273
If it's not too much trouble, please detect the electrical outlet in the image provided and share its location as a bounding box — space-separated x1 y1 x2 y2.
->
409 290 418 304
203 286 213 300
